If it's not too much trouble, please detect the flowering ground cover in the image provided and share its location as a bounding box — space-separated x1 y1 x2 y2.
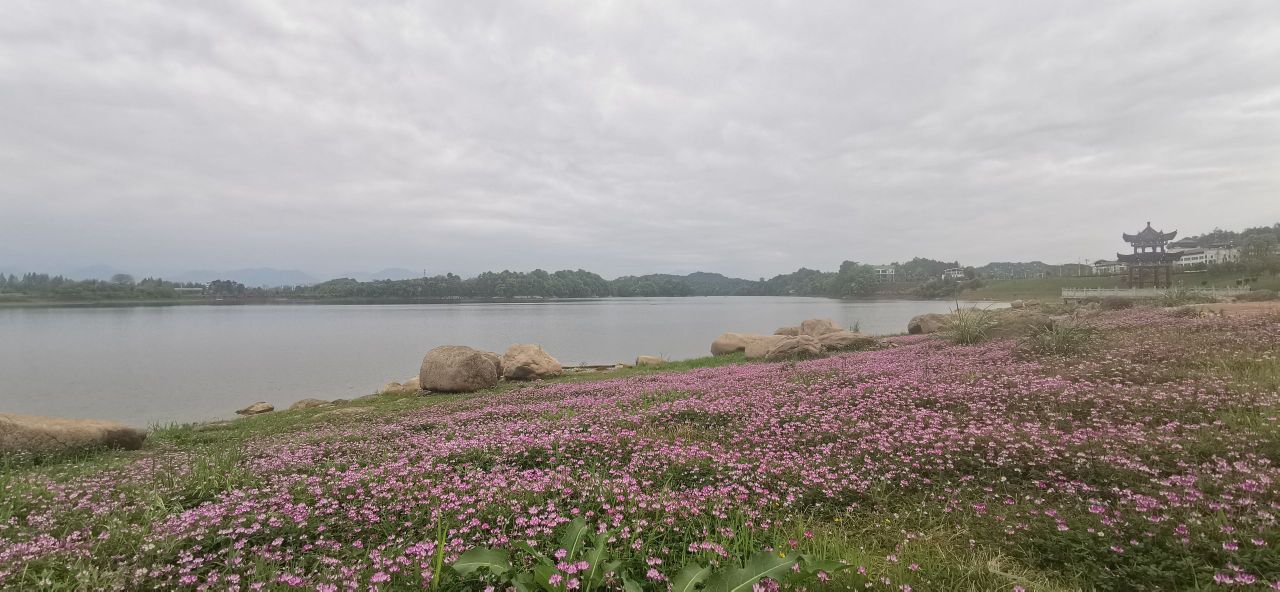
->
2 308 1278 590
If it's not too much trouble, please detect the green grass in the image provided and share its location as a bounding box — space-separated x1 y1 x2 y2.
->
1021 322 1097 356
942 307 998 345
5 320 1279 591
4 352 756 478
960 270 1278 302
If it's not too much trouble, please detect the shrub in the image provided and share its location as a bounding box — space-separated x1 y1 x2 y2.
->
1099 296 1133 310
943 307 998 345
1157 289 1215 307
1022 321 1096 356
1236 289 1278 302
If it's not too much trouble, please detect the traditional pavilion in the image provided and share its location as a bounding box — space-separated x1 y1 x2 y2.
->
1118 222 1182 288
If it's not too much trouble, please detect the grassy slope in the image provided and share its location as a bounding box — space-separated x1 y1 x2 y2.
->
3 316 1279 590
961 270 1280 302
3 353 752 473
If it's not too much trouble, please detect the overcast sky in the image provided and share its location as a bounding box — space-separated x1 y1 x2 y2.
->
2 1 1279 280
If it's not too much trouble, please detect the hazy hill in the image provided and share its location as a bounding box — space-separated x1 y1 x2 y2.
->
339 268 421 282
172 268 319 288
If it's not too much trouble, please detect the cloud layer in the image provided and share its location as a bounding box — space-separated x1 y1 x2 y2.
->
3 1 1279 279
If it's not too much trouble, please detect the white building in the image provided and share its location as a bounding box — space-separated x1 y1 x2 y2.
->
1173 246 1240 268
1093 260 1125 275
874 267 895 282
942 268 965 280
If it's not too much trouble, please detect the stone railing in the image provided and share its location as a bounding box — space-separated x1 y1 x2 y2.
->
1061 286 1252 300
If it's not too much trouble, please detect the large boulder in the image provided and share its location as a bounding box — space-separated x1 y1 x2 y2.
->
0 413 146 455
744 335 789 360
817 331 877 351
635 355 665 366
502 344 563 380
773 326 801 336
764 335 822 360
800 319 843 337
908 313 950 335
420 346 502 392
236 402 274 415
988 309 1054 340
711 332 768 356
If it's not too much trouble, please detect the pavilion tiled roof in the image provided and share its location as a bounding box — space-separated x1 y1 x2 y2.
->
1122 222 1177 244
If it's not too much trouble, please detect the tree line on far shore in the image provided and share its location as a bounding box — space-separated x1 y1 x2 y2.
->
4 221 1276 303
0 259 979 302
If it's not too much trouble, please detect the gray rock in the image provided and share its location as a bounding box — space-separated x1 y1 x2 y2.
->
236 402 274 416
0 413 146 455
635 355 665 366
744 335 789 360
817 331 877 351
773 326 801 336
765 335 823 360
800 319 843 337
908 313 950 334
711 332 768 356
501 343 563 380
420 346 501 392
288 398 329 411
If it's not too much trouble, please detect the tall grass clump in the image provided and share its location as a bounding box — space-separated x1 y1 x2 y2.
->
1099 296 1134 311
1022 321 1096 356
1157 289 1215 307
942 307 997 345
1237 289 1278 302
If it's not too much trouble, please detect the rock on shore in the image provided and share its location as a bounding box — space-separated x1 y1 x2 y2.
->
501 344 562 380
711 332 767 355
420 346 502 392
908 313 950 334
800 318 842 337
817 330 877 351
235 402 274 415
288 398 330 411
762 335 822 360
0 413 147 455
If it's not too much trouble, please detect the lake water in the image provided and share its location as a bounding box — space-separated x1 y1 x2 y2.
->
0 297 1003 426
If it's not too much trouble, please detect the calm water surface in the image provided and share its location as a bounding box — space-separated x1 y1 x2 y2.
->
0 297 1004 425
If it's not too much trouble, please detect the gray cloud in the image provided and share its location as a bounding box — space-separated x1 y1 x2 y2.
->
2 0 1279 279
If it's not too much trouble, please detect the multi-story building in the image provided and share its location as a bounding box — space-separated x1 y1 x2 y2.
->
1172 246 1240 268
1092 260 1126 275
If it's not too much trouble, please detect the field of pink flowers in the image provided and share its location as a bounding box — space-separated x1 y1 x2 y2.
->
2 308 1278 590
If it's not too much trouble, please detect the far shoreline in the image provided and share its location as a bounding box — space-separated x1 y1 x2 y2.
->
0 294 1012 309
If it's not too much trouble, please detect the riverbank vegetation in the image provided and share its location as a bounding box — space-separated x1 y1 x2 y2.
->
3 221 1276 305
2 307 1278 589
0 259 975 304
959 270 1280 302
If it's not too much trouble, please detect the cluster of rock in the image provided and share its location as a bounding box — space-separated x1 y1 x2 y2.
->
711 318 878 361
396 343 567 394
234 396 350 416
0 413 147 456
